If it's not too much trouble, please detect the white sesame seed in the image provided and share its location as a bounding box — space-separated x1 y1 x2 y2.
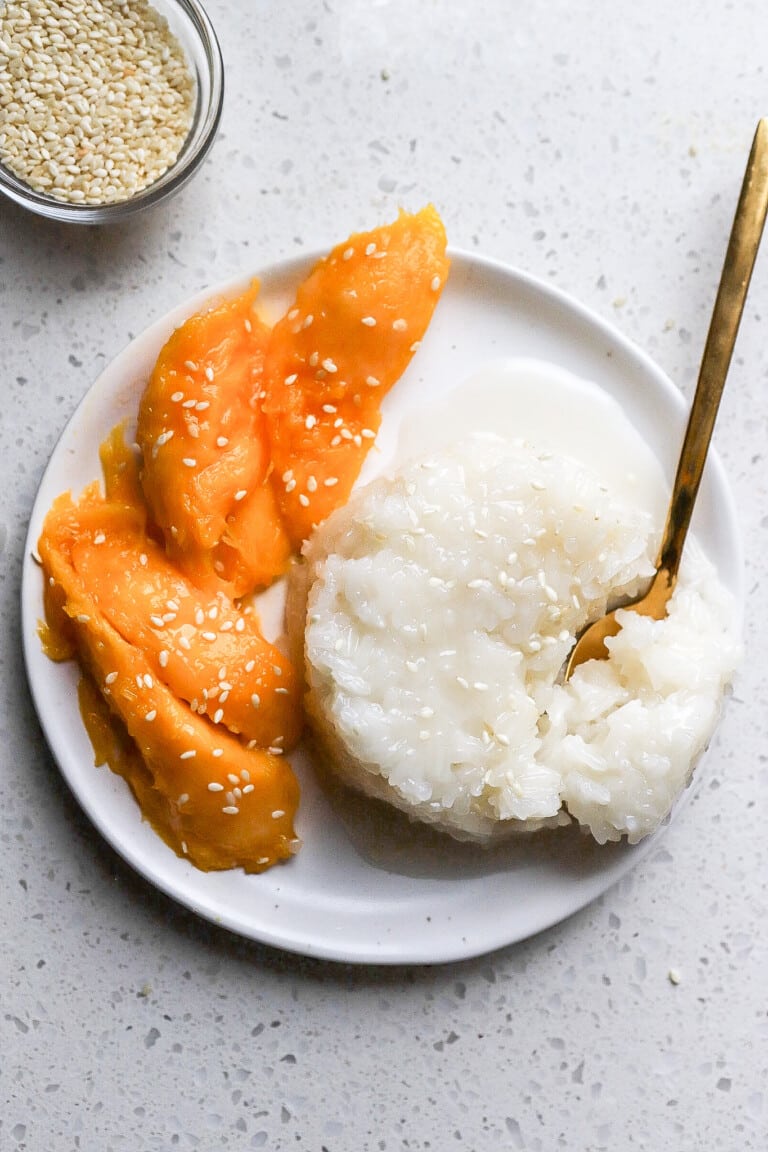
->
298 493 310 507
285 478 297 492
251 693 261 708
322 358 338 373
184 361 198 372
182 398 197 409
392 318 407 331
243 784 255 794
303 314 314 328
342 247 354 260
272 809 286 818
179 635 192 650
150 615 164 628
324 476 339 487
216 436 229 448
307 475 318 492
234 489 247 501
182 457 196 468
431 275 441 291
180 750 196 760
222 806 239 815
365 242 376 255
365 375 380 387
305 414 317 430
145 709 157 722
361 316 376 327
284 373 298 385
170 391 184 402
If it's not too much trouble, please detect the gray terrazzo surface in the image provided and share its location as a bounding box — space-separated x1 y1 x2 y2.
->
1 1 766 1148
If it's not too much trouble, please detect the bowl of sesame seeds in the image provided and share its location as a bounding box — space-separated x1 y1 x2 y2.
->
0 0 223 222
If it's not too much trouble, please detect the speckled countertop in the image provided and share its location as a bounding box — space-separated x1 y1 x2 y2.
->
1 1 767 1149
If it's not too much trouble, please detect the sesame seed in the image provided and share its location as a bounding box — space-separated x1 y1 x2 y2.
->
196 401 210 412
242 784 255 794
303 314 314 328
298 494 310 507
274 687 290 695
431 275 441 291
179 635 192 650
365 242 376 255
216 436 229 448
473 682 489 692
251 693 261 708
366 375 380 387
194 608 205 626
182 457 197 468
245 660 255 673
182 398 197 408
222 806 239 815
330 435 341 447
180 750 196 760
145 709 157 721
234 489 247 501
392 318 407 331
285 478 297 493
150 615 164 628
93 531 106 545
76 613 90 624
322 358 338 373
170 391 184 402
159 650 169 668
456 676 469 689
185 361 198 372
361 316 376 327
204 366 214 382
307 475 318 492
288 308 299 320
305 414 317 430
361 428 376 439
235 618 245 633
212 748 224 758
208 782 224 793
322 404 337 414
410 341 421 353
284 373 298 385
324 476 339 487
272 809 286 818
342 247 354 260
213 708 224 724
282 469 294 482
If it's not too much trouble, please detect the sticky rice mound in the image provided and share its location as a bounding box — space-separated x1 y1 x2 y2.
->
297 435 740 844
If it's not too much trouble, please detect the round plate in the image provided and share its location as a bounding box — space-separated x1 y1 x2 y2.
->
21 250 743 964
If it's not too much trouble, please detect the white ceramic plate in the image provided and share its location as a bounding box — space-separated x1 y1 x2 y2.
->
21 250 743 964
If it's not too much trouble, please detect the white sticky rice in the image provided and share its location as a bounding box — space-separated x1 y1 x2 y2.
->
297 434 740 844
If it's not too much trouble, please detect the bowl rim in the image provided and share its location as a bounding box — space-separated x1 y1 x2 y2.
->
0 0 224 224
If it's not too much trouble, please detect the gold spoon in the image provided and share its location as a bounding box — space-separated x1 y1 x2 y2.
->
565 118 768 680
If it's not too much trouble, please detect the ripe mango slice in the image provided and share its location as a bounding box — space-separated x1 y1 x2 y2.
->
262 206 450 544
38 488 300 872
137 283 291 597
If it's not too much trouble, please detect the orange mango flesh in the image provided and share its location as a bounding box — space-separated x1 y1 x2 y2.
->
38 206 450 874
137 283 291 598
262 205 450 544
39 488 301 872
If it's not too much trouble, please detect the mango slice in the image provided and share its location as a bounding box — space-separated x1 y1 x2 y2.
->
39 490 300 872
137 283 291 597
262 206 450 544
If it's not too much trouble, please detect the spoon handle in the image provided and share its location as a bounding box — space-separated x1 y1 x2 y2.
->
658 118 768 581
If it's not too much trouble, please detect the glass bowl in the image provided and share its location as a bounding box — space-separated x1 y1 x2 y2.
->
0 0 224 224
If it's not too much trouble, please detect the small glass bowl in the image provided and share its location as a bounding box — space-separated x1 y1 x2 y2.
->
0 0 224 224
